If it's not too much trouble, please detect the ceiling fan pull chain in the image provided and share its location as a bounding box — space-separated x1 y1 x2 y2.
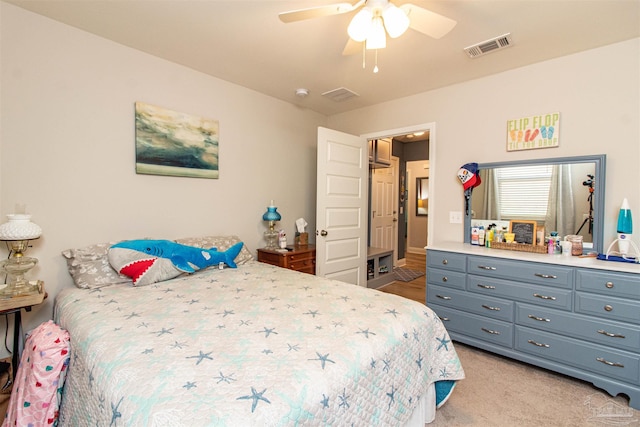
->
373 49 379 73
362 43 366 69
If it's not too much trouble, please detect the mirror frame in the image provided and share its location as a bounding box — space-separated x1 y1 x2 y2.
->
464 154 606 254
416 177 428 216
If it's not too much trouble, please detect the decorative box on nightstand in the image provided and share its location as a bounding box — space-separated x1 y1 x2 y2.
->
257 245 316 275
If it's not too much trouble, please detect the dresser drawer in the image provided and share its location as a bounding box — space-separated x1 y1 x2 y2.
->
467 256 572 289
576 269 640 300
576 292 640 324
427 250 466 273
516 326 640 385
427 268 466 290
427 285 514 322
469 274 572 311
516 303 640 352
429 304 514 348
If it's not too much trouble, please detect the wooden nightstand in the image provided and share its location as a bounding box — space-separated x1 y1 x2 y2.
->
257 245 316 275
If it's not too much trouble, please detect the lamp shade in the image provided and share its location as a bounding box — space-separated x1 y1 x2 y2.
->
262 206 281 222
365 16 387 49
382 4 409 38
347 8 373 42
0 214 42 240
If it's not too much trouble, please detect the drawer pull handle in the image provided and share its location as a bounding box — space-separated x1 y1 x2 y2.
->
596 357 624 368
534 273 557 279
528 314 550 322
442 276 448 282
436 294 452 300
605 281 614 289
477 265 497 270
477 284 496 290
439 316 450 321
442 259 448 265
597 329 626 339
482 304 501 311
481 327 501 335
533 293 556 301
528 340 550 348
604 305 613 312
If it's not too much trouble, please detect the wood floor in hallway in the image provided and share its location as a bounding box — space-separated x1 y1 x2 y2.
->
378 252 426 305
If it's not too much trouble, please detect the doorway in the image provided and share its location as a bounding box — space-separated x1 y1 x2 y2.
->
363 124 433 267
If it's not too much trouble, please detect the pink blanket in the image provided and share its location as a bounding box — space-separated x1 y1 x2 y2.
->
2 320 70 426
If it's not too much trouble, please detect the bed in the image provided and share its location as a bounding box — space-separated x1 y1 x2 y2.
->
54 237 464 426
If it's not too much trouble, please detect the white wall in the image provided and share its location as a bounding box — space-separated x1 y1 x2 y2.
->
328 38 640 251
0 3 326 339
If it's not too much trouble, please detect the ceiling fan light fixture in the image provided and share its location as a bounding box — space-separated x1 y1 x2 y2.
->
382 4 409 38
365 16 386 50
347 8 373 42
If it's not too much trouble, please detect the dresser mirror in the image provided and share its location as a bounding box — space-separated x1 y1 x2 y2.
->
464 155 606 253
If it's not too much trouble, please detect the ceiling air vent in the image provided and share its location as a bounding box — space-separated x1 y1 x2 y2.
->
322 87 359 102
464 33 513 58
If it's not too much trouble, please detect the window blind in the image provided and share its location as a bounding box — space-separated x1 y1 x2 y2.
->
496 165 553 220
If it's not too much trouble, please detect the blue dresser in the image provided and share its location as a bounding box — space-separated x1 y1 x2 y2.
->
427 244 640 409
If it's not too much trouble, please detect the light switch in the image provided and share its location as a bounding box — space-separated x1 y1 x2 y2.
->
449 211 463 224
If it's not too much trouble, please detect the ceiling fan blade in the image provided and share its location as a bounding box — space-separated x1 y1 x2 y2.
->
342 38 362 56
279 1 363 23
400 4 457 39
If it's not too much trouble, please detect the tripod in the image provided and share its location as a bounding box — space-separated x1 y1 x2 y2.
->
575 186 594 235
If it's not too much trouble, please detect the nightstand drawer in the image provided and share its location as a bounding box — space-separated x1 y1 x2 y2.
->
257 245 316 275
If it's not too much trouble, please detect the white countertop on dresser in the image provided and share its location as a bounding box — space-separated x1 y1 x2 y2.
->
428 242 640 275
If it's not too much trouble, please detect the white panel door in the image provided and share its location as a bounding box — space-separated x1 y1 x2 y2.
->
316 127 367 286
370 157 398 262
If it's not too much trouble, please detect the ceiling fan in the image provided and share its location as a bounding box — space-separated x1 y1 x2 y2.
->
279 0 457 55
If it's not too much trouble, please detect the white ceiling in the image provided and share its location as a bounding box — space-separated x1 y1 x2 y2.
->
6 0 639 116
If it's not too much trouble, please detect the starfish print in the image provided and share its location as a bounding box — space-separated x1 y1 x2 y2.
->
186 350 213 365
320 394 330 408
142 348 153 354
382 358 391 373
385 308 399 318
287 344 300 352
310 352 335 369
104 299 118 305
356 328 376 338
257 327 277 338
239 320 252 326
338 388 350 409
110 397 124 427
439 367 451 378
124 312 140 320
387 385 396 410
339 295 351 302
436 335 451 351
183 381 197 390
214 371 236 384
304 310 320 318
416 353 424 370
219 309 235 317
137 322 149 328
188 299 199 305
170 341 188 350
237 387 271 413
370 358 377 369
152 327 174 337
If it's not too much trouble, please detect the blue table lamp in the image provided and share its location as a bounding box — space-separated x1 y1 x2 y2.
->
263 201 281 249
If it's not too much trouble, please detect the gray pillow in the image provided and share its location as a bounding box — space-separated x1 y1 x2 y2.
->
174 235 253 264
62 242 132 289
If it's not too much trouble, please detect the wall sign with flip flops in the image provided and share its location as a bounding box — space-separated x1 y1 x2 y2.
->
506 112 560 151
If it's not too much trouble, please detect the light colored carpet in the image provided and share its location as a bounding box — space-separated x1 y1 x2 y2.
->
431 342 639 426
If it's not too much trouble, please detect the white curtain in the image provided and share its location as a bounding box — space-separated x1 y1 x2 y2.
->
545 164 575 237
477 169 500 220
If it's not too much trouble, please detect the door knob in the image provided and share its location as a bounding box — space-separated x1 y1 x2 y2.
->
392 218 398 222
319 230 328 236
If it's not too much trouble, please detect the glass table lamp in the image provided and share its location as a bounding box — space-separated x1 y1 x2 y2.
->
262 202 281 249
0 214 42 297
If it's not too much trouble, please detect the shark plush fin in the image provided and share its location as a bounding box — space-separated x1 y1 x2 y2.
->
224 242 244 268
171 255 196 273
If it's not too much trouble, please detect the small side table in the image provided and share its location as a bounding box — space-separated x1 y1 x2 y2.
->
257 244 316 275
0 283 47 380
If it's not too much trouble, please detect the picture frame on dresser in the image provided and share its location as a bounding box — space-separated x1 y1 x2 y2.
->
509 220 537 245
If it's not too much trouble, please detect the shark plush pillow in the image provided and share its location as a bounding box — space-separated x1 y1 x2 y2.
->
108 239 244 286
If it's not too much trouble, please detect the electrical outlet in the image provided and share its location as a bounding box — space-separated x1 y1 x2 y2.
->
449 211 463 224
